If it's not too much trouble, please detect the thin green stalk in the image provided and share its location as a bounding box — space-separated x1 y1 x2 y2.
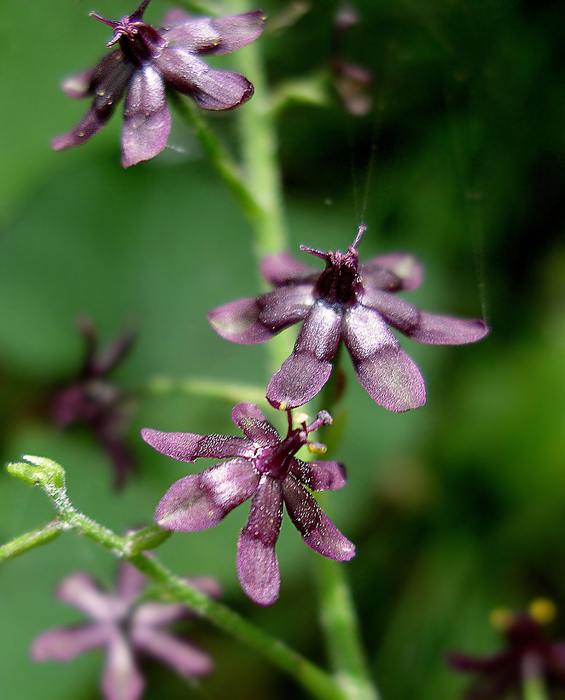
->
313 347 380 700
143 375 266 405
169 92 261 222
0 519 63 561
315 556 379 700
229 20 287 258
523 655 549 700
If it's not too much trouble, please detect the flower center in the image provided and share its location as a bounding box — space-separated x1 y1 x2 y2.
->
90 0 163 64
301 225 366 307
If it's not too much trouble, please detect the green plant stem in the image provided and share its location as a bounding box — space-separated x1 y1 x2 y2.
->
315 556 379 700
143 375 266 405
169 93 262 223
523 655 549 700
313 346 380 700
0 519 63 561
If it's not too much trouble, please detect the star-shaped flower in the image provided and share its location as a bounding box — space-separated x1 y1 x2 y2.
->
208 226 489 412
448 600 565 699
52 0 266 166
142 404 354 606
31 561 221 700
51 318 136 489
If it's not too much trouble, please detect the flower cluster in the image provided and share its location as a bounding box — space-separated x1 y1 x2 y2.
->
448 600 565 699
32 561 221 700
53 0 266 166
142 403 354 605
209 225 489 413
51 318 136 489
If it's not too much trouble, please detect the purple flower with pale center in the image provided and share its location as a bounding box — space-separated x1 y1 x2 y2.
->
31 561 221 700
142 404 354 606
208 225 489 412
52 0 266 166
448 601 565 699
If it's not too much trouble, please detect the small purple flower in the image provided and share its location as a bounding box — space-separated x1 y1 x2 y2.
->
31 561 221 700
142 404 354 606
448 601 565 699
52 0 266 166
51 318 136 489
208 226 489 412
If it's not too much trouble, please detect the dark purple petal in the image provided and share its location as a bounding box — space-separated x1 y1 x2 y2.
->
361 253 423 291
155 459 259 531
162 11 266 56
56 572 121 621
103 630 144 700
132 627 213 677
282 477 355 560
52 51 134 151
156 50 254 110
208 298 274 344
237 477 283 606
362 289 489 345
288 458 347 491
342 305 426 411
267 303 342 410
141 428 251 461
261 252 318 286
403 311 489 345
231 403 280 446
31 623 110 661
122 64 171 167
258 285 315 328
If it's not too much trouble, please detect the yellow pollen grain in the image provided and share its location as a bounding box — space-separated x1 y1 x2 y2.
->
308 442 327 455
293 412 309 424
529 598 556 625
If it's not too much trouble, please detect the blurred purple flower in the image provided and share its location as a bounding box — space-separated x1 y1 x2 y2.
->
31 561 221 700
448 601 565 699
142 404 354 606
52 0 266 166
208 225 489 412
331 6 372 116
51 318 136 489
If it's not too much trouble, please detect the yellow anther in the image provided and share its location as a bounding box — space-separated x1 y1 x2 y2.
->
529 598 556 625
308 442 327 454
279 401 287 411
490 608 515 632
293 412 309 425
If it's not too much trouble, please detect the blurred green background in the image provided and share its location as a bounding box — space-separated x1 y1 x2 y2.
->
1 0 565 698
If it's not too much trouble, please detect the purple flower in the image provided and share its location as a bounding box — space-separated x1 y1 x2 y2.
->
51 318 136 489
52 0 266 166
448 601 565 699
208 226 489 412
31 561 221 700
142 404 354 606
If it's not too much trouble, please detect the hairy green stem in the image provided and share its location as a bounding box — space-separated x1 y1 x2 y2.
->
0 519 63 561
